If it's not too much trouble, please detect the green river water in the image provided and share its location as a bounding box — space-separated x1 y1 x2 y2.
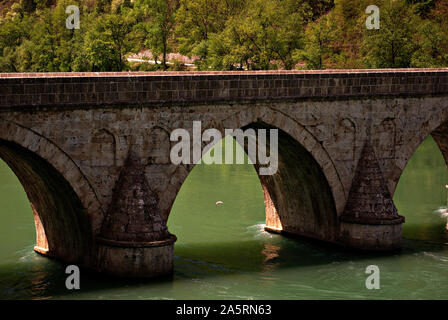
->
0 136 447 300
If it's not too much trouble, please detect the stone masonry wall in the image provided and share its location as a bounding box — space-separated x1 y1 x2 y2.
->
1 69 448 108
1 70 448 255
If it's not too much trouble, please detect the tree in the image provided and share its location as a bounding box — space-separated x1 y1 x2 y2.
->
317 0 371 69
264 0 310 69
295 15 334 69
207 0 310 70
362 0 418 68
303 0 334 19
27 1 81 72
175 0 229 69
1 0 448 72
84 13 134 71
133 0 178 70
406 0 436 17
412 20 448 67
0 4 34 72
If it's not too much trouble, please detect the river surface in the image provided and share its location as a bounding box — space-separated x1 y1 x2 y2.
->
0 136 447 300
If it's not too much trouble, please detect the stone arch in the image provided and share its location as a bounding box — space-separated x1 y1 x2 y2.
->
160 164 190 221
389 107 448 196
221 106 346 214
158 119 224 222
0 118 104 264
165 106 342 244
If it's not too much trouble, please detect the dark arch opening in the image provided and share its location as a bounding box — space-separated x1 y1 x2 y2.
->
168 121 338 246
242 122 338 242
0 139 92 264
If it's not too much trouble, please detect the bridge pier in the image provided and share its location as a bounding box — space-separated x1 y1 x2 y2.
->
338 142 405 250
95 153 176 277
339 221 403 251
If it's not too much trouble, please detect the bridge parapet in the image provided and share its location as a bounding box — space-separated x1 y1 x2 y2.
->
1 69 448 108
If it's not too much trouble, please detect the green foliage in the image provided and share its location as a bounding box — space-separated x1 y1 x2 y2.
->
412 20 448 67
295 15 334 69
406 0 436 16
205 0 310 70
175 0 232 69
361 0 418 68
133 0 178 70
0 0 448 72
83 13 135 71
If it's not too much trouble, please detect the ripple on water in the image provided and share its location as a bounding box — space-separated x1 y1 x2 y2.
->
435 207 448 219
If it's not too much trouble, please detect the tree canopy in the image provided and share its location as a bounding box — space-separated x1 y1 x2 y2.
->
0 0 447 72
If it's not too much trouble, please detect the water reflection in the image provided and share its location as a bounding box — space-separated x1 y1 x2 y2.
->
261 243 281 272
27 258 53 298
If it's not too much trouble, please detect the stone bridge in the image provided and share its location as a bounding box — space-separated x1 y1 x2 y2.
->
1 69 448 277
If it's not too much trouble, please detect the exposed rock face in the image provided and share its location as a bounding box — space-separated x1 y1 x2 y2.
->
99 153 171 243
340 141 404 225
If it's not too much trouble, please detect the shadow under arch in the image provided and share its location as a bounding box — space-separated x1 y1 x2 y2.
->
220 107 346 214
167 117 339 245
0 140 94 265
240 121 339 243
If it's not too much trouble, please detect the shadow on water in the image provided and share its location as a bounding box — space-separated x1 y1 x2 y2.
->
1 229 447 299
0 249 174 300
